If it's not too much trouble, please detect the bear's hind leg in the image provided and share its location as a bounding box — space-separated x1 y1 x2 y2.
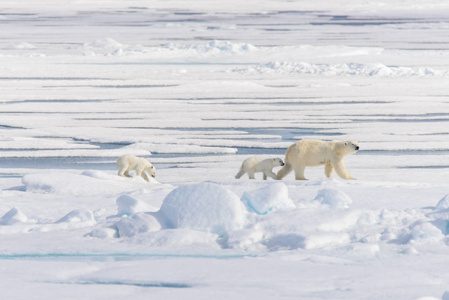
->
325 163 334 178
277 163 292 180
118 165 131 177
235 168 246 179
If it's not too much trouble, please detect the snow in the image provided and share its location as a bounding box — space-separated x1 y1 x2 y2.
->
116 195 152 216
1 0 449 299
241 182 295 214
0 207 28 225
314 188 354 209
159 182 246 235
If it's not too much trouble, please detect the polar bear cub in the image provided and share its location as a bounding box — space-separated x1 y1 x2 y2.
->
277 139 359 180
117 154 156 183
235 157 285 180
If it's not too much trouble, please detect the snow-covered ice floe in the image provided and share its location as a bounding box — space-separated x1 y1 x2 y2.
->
2 0 449 299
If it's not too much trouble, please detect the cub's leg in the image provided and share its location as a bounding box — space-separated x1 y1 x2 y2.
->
136 167 150 182
264 170 278 180
118 164 131 177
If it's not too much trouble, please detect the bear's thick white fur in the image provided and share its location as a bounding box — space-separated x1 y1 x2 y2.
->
277 139 359 180
117 154 156 182
235 157 284 180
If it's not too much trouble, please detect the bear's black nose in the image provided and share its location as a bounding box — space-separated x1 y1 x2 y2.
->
281 163 285 166
355 146 360 150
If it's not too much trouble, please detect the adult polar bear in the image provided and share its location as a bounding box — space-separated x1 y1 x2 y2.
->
117 154 156 183
277 139 359 180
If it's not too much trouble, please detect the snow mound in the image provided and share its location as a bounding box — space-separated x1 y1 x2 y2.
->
443 291 449 300
435 194 449 211
265 232 350 251
241 183 295 215
116 194 151 216
114 213 161 237
88 228 118 239
159 182 246 235
409 222 445 245
314 189 353 209
56 209 95 224
0 208 27 225
236 61 447 77
166 40 257 55
83 38 123 55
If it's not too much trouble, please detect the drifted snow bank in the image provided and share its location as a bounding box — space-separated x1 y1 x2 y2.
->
159 182 246 235
314 188 353 209
82 38 257 57
14 171 449 253
242 183 295 214
0 208 27 225
235 61 449 77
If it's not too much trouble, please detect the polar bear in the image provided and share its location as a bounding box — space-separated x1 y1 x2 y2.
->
277 139 359 180
116 154 156 183
235 157 284 180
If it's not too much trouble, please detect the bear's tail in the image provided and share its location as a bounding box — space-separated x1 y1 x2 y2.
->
277 163 292 180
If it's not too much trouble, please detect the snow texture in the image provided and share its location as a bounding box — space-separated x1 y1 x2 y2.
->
159 183 246 235
241 182 295 214
2 0 449 299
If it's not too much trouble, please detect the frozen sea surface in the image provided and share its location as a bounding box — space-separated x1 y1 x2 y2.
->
2 0 449 299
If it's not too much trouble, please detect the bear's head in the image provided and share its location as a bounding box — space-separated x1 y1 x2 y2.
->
272 158 285 167
336 141 359 156
145 164 156 178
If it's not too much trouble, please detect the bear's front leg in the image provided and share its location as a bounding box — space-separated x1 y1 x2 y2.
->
264 170 278 180
332 160 355 180
277 163 292 180
294 165 307 180
136 167 150 182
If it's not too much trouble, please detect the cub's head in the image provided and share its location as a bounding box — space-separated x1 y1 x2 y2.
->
340 141 359 155
272 158 285 167
145 164 156 178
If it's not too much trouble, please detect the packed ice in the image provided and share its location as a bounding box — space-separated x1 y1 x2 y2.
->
1 0 449 299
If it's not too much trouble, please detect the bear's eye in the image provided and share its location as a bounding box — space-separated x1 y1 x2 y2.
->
344 142 347 145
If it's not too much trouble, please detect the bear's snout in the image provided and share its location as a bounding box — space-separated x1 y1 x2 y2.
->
355 146 359 151
280 162 285 166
